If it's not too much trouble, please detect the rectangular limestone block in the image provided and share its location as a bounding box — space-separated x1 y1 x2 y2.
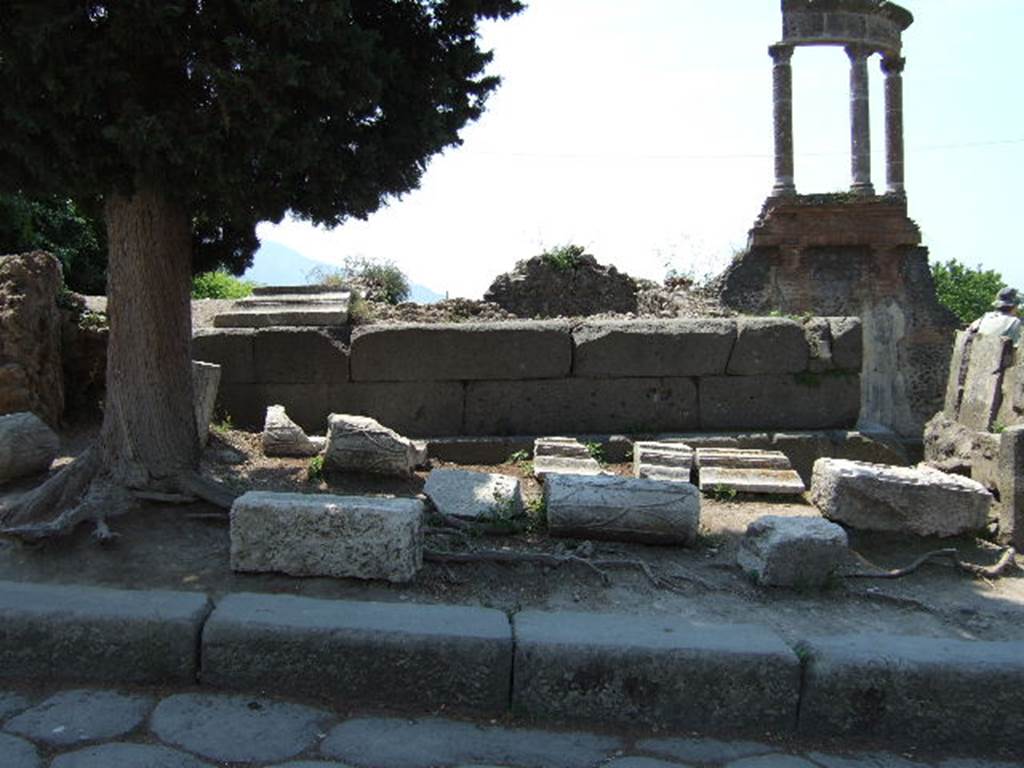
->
572 319 736 378
0 581 210 685
327 381 465 437
230 491 424 583
533 437 604 478
959 334 1012 432
943 330 971 417
700 467 806 495
699 373 860 430
695 447 792 469
512 610 800 731
350 321 572 382
798 633 1024 751
192 360 221 447
726 318 810 375
828 317 863 372
202 593 512 716
633 441 694 482
191 328 256 383
465 378 699 436
254 328 349 383
545 474 700 545
213 292 351 328
997 425 1024 548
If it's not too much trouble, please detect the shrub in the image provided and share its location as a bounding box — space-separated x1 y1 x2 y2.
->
930 259 1005 325
540 244 586 272
307 256 410 305
191 270 255 300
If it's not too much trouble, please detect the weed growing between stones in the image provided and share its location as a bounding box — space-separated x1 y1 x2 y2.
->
306 455 324 483
506 450 533 475
539 244 586 272
705 484 738 502
584 442 606 465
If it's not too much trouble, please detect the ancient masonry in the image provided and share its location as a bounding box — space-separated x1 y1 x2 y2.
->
718 0 957 439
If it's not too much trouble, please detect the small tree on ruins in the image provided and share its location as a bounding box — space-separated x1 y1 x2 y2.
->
0 0 522 539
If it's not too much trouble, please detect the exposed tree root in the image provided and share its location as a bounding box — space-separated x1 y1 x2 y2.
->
847 547 1020 580
0 448 237 543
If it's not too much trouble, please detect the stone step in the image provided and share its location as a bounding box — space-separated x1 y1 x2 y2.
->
235 292 350 308
212 305 350 328
252 284 350 296
698 467 806 495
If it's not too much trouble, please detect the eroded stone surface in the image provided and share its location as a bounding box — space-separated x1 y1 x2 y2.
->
325 414 422 477
810 459 991 537
699 467 806 495
0 411 59 484
230 491 424 583
0 692 30 720
0 732 39 768
150 693 329 764
424 469 523 521
636 737 774 764
533 437 603 479
738 516 848 587
3 689 152 747
633 441 693 482
50 743 212 768
695 448 792 470
192 361 221 447
263 404 322 457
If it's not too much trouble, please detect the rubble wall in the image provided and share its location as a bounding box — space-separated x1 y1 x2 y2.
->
193 317 863 438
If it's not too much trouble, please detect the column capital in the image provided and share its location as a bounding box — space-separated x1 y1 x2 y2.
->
844 44 873 64
881 56 906 75
768 43 794 63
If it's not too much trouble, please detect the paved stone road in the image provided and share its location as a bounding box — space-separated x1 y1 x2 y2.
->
0 686 1019 768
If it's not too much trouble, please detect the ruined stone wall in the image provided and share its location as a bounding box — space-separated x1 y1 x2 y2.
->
192 316 864 438
717 196 957 438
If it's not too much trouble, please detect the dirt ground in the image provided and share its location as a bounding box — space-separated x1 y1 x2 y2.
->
2 422 1023 647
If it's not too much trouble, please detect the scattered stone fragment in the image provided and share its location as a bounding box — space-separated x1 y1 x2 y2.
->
957 334 1013 432
533 437 603 479
0 411 59 484
424 469 523 521
150 693 329 764
810 459 992 537
545 474 700 545
3 689 152 747
699 468 806 495
50 743 212 768
230 491 424 582
0 732 39 768
324 413 423 477
262 404 322 457
191 360 221 447
213 289 351 328
738 516 848 588
695 448 791 469
321 716 622 768
633 441 693 482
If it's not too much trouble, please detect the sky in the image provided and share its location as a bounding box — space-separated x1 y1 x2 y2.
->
254 0 1024 299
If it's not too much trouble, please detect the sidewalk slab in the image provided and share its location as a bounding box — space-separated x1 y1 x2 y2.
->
798 634 1024 750
512 610 800 732
0 581 210 685
201 593 512 716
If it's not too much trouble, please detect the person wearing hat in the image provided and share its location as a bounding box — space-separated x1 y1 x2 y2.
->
970 286 1021 346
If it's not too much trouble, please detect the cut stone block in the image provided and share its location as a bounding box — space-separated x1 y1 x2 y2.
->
828 317 863 372
202 593 512 716
512 610 800 731
0 411 59 484
191 329 255 384
533 437 603 479
324 413 423 477
695 448 791 469
350 321 572 382
810 458 992 537
700 373 860 431
958 334 1012 432
229 491 424 583
424 469 523 521
545 474 700 545
633 441 693 482
798 633 1024 751
213 291 351 328
699 467 806 495
262 405 321 458
254 328 348 383
738 516 848 587
726 318 809 375
192 361 221 448
327 380 466 438
943 330 971 416
572 319 737 378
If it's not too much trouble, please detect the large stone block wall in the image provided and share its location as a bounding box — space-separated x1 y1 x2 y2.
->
193 317 863 438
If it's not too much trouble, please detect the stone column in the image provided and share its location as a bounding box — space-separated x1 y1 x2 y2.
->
846 45 874 196
882 56 906 195
770 44 796 196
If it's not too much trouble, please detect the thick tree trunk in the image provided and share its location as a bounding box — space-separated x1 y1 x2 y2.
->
100 186 198 489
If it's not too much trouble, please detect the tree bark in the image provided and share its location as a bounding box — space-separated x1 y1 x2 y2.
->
100 186 199 489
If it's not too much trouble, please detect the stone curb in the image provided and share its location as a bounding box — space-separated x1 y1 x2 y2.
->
0 581 210 685
2 581 1023 750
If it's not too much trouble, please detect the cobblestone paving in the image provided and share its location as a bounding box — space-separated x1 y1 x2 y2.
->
0 686 1019 768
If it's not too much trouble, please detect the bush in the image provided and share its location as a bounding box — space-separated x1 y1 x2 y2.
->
307 256 410 305
930 259 1005 325
540 243 586 272
191 270 255 299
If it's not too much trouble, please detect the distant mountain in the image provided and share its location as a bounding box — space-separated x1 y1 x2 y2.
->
245 240 443 303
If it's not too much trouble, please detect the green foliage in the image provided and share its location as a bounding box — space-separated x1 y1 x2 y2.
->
540 244 586 272
308 256 410 305
584 441 606 465
211 413 234 434
191 270 255 300
0 193 107 294
525 496 547 532
307 455 325 483
0 1 524 274
506 449 533 475
930 259 1006 325
705 484 738 502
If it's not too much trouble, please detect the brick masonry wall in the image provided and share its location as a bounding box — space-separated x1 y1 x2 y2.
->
192 317 863 438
